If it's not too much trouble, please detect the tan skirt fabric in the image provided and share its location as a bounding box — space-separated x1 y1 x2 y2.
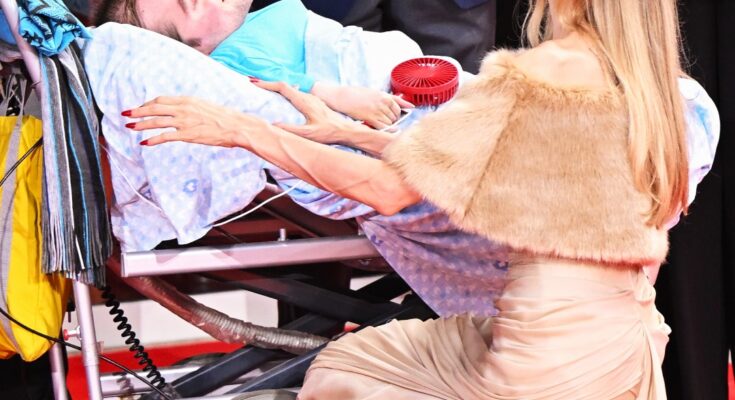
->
298 258 670 400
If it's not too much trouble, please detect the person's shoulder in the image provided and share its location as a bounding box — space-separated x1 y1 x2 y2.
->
477 48 522 76
481 42 611 91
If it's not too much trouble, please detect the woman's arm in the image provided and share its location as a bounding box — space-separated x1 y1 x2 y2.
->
259 81 396 156
128 96 421 215
240 120 418 215
275 119 394 157
309 80 414 130
339 125 394 156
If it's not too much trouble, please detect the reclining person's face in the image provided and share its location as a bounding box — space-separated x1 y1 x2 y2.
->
136 0 252 54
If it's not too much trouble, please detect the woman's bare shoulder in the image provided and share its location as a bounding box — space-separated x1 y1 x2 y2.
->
511 41 611 90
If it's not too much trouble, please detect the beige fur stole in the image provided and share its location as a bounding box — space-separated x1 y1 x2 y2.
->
384 50 669 266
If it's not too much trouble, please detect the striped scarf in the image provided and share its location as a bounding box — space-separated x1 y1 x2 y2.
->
39 42 111 286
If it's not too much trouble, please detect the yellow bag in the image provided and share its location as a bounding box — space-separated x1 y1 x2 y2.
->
0 115 70 361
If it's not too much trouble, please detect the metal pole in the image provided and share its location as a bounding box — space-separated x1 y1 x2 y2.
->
121 235 380 277
73 280 103 400
49 342 69 400
0 3 69 399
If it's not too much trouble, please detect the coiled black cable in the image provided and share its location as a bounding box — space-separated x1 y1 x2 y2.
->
101 286 167 390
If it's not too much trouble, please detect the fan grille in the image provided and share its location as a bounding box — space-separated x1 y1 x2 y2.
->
391 57 459 106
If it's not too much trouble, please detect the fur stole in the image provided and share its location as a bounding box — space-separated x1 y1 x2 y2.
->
384 50 669 266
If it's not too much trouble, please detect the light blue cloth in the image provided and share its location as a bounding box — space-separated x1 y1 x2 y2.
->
83 21 719 316
17 0 91 56
210 0 314 92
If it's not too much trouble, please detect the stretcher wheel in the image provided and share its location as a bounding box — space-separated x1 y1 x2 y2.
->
390 57 459 106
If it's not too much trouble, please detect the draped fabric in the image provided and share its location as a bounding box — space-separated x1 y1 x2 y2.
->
301 258 669 400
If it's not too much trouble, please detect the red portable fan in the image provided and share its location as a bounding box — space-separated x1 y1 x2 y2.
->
391 57 460 107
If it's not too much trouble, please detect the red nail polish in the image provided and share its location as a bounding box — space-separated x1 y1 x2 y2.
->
121 110 132 116
140 139 150 146
125 122 136 129
249 77 260 83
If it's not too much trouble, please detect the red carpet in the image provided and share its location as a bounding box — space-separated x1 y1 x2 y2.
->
67 344 735 399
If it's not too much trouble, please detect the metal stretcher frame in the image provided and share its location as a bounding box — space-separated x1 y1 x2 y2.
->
123 187 417 399
131 273 434 399
121 235 381 277
105 193 403 399
0 5 428 398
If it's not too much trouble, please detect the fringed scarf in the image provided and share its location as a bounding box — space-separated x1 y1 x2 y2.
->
39 42 111 286
8 0 110 286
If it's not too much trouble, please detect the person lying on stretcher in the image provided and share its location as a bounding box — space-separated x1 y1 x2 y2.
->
95 0 414 129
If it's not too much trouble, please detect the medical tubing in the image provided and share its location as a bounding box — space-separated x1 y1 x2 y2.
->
190 304 329 355
122 274 328 354
100 286 168 390
212 181 303 227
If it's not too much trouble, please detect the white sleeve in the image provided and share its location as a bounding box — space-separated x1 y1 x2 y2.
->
664 78 721 230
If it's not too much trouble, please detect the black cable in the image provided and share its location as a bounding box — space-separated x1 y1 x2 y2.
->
0 305 173 400
100 286 168 390
0 138 42 188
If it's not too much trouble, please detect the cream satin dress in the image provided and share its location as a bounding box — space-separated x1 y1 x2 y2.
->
299 257 670 400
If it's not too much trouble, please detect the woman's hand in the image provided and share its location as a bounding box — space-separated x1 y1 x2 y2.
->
255 80 396 156
123 96 266 148
310 81 414 129
253 80 359 144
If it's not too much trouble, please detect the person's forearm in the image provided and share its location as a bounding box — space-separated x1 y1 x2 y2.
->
334 123 394 156
237 121 421 215
310 81 339 109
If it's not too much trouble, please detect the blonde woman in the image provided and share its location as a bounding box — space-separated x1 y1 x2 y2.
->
126 0 712 398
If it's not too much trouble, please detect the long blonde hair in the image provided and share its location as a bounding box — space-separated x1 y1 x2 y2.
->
525 0 688 228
